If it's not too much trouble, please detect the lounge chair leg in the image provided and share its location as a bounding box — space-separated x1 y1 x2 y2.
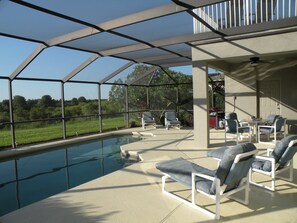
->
289 160 294 181
245 180 249 205
215 193 220 220
192 173 196 206
162 176 168 192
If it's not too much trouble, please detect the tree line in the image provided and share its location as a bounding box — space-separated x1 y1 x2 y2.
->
0 65 195 126
0 95 95 122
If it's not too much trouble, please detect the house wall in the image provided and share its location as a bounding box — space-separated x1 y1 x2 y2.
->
225 71 257 120
225 57 297 134
192 31 297 147
280 61 297 133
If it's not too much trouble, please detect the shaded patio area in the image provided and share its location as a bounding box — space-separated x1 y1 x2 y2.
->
1 128 296 223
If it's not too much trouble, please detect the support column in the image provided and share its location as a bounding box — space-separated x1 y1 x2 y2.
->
176 86 180 115
125 85 129 128
98 83 102 133
192 61 209 148
8 80 16 148
146 86 150 109
61 82 66 139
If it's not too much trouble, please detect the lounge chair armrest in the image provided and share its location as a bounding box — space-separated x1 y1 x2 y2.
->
288 139 297 147
239 121 249 127
238 126 251 131
255 155 275 162
255 156 275 169
234 149 257 163
253 155 276 172
258 125 275 130
192 172 215 182
192 172 220 193
267 148 274 156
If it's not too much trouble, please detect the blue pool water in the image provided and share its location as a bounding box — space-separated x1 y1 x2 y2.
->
0 135 141 216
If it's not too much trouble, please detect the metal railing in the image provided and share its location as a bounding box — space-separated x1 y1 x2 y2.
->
194 0 297 33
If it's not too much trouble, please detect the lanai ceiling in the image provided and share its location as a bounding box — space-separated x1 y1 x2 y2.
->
1 0 297 84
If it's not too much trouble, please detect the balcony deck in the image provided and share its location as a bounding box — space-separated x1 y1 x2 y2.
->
0 127 296 223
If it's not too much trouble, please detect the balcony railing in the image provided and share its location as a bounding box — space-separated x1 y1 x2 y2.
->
194 0 297 33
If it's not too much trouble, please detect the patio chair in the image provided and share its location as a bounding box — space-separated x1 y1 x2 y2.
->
142 112 156 129
266 114 280 126
164 111 181 130
224 112 252 144
249 135 297 191
156 143 257 220
258 116 286 144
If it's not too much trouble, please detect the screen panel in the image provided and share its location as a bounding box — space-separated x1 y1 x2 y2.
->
0 0 86 41
18 47 92 80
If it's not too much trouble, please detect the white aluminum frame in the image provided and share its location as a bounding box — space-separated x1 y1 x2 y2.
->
141 112 156 129
249 139 297 191
160 150 257 220
258 118 287 144
164 112 181 130
224 119 252 144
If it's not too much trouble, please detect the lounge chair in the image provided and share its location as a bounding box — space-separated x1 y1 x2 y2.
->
249 135 297 191
258 116 286 144
142 112 156 129
156 143 257 220
224 112 252 144
164 111 181 130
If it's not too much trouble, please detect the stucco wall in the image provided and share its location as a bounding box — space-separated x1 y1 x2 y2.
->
225 57 297 133
225 70 257 121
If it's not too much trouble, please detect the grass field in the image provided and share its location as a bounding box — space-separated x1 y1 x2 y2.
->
0 117 129 148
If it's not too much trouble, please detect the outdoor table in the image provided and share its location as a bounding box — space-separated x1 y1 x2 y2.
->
240 119 268 142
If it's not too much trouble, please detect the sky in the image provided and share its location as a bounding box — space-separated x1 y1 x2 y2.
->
0 0 224 102
0 36 195 101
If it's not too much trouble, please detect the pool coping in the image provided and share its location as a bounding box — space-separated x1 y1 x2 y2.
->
0 129 137 159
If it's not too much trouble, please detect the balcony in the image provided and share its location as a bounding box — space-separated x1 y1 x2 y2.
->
194 0 297 33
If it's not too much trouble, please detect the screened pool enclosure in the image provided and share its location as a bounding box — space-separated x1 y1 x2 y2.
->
0 0 198 148
1 0 295 148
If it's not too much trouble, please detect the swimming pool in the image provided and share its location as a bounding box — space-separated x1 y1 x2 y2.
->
0 135 141 217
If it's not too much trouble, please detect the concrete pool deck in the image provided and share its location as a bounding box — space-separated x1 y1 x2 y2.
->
0 127 297 223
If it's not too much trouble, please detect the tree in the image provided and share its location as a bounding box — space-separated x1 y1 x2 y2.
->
78 96 87 103
71 97 79 105
108 79 125 101
108 64 193 125
30 106 45 120
13 95 27 110
0 99 9 112
108 79 125 113
39 95 54 108
0 111 9 123
82 101 98 115
65 105 82 117
27 99 39 110
13 95 30 121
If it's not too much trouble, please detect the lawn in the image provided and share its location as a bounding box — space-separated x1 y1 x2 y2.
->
0 117 126 148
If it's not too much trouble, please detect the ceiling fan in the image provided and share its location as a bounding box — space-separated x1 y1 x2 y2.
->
247 56 272 67
249 57 260 67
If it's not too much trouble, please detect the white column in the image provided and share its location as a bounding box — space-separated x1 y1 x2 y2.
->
192 61 209 148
